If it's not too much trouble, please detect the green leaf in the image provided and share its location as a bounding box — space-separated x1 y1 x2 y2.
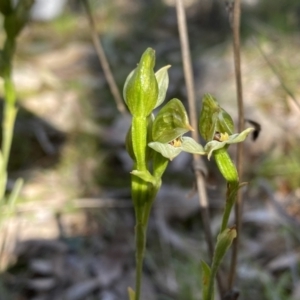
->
212 227 237 272
153 98 193 143
128 287 135 300
201 261 211 300
206 227 237 300
205 127 254 159
123 48 158 117
131 169 156 185
154 65 171 109
199 94 234 142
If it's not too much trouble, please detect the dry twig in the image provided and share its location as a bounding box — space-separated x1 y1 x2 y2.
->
81 0 127 115
175 0 225 296
226 0 245 294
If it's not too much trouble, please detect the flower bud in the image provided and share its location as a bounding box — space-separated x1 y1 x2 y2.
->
123 48 158 117
199 94 234 142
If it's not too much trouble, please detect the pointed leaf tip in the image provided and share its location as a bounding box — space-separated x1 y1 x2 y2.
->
128 287 135 300
123 48 158 116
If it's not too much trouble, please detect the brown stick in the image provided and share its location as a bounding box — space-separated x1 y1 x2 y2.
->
175 0 225 296
81 0 127 115
228 0 244 292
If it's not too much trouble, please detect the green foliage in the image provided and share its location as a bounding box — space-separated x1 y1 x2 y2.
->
202 228 237 300
201 261 211 300
124 48 172 300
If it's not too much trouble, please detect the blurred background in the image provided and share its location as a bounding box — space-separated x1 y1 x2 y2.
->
0 0 300 299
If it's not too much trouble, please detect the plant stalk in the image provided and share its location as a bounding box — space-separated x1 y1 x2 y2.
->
132 179 161 300
132 175 148 300
0 68 18 200
228 0 244 291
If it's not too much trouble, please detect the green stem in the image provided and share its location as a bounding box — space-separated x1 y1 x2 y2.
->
131 153 168 300
134 187 159 300
132 116 148 172
213 148 239 232
206 228 236 300
132 175 149 300
220 182 239 232
134 220 145 300
142 182 160 229
0 71 18 200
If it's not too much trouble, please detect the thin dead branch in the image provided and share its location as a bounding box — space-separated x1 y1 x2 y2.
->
175 0 225 296
81 0 127 115
226 0 245 293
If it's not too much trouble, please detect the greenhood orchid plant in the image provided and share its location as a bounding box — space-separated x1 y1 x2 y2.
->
123 48 253 300
198 94 254 300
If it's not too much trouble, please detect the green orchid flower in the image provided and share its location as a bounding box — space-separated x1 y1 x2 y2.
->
149 136 205 161
205 127 254 160
148 98 205 160
199 94 254 182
